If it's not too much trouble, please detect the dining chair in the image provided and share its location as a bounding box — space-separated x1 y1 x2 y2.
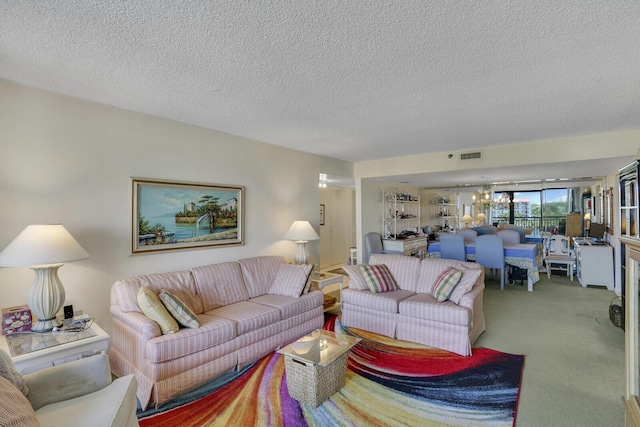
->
456 229 478 243
545 235 574 281
363 232 402 263
439 234 466 261
497 229 521 245
475 234 507 290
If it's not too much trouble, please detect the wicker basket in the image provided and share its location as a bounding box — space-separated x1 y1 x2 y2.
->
609 296 624 329
284 351 348 408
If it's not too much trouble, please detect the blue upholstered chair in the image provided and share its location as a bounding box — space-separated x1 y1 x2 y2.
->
475 234 507 290
439 234 466 261
456 229 477 243
497 229 521 245
363 232 402 263
474 225 498 235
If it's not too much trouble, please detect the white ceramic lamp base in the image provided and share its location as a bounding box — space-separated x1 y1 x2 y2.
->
294 240 309 264
28 264 65 332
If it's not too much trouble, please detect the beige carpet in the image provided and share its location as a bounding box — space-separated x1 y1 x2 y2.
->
476 272 624 427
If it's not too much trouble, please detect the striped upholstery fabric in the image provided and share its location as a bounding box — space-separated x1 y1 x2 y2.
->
144 315 237 363
369 254 421 291
415 258 480 295
112 270 198 313
449 266 483 304
268 263 313 297
396 314 472 356
109 256 324 410
192 262 249 311
341 288 414 314
340 256 486 357
432 267 463 302
0 376 38 427
238 256 285 298
342 265 368 290
250 291 323 320
209 301 280 335
341 302 399 338
359 264 399 292
398 294 470 325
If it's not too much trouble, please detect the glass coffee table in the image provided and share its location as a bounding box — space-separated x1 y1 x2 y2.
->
278 329 360 408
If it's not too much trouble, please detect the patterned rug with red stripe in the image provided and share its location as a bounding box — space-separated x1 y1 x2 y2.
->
139 315 524 426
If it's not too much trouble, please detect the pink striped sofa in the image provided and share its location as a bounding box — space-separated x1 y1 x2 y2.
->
108 256 323 410
341 254 485 356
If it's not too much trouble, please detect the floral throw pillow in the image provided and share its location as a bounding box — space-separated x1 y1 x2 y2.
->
359 264 399 293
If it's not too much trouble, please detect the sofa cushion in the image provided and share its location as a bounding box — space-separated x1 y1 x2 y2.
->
238 256 285 298
268 264 313 297
250 291 323 320
416 258 480 295
359 264 399 293
112 269 201 314
433 267 463 302
0 375 38 427
369 254 421 291
137 287 179 334
208 301 281 335
449 265 483 304
144 314 236 363
341 288 415 314
398 294 470 326
0 348 28 396
192 262 249 311
160 290 200 328
343 265 368 290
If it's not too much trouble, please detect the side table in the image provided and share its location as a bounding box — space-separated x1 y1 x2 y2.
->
0 322 110 374
310 272 343 311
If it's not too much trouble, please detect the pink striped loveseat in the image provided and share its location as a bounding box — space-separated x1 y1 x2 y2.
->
109 256 323 410
341 254 485 356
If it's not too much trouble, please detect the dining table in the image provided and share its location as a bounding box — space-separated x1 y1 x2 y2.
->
427 241 541 292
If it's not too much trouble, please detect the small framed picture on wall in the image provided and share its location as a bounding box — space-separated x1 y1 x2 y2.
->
320 204 325 225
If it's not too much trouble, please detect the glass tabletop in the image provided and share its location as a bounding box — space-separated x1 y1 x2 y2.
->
277 329 360 367
5 328 97 357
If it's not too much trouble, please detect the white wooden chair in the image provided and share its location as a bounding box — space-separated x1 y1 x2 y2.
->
545 235 574 280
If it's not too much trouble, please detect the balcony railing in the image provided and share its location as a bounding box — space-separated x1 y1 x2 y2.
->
490 215 567 233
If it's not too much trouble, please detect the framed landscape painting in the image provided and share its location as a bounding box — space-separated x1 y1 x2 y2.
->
132 178 244 254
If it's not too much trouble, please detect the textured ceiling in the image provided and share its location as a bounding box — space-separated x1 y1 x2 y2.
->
1 1 639 185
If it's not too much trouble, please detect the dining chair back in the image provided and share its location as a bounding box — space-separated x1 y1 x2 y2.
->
497 229 521 245
439 234 466 261
456 229 478 243
475 234 507 290
545 235 574 281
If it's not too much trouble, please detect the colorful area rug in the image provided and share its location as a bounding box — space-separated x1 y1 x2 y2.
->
139 316 524 426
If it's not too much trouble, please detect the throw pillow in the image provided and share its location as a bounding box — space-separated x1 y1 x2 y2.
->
343 265 368 290
449 265 483 304
0 376 39 427
359 264 399 293
0 349 28 396
137 287 179 334
160 290 200 328
433 267 463 302
268 264 313 298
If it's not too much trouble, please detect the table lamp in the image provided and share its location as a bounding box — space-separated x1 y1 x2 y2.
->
475 213 486 225
0 224 89 332
462 214 473 229
283 220 320 264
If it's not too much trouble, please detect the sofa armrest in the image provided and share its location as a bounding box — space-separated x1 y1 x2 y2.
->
110 305 161 339
25 352 113 411
457 279 484 311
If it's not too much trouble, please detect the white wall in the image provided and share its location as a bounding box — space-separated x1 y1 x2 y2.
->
0 81 348 333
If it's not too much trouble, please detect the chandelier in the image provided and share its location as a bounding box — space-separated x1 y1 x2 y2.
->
473 184 492 209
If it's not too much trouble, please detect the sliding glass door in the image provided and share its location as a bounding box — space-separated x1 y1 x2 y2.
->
490 189 569 233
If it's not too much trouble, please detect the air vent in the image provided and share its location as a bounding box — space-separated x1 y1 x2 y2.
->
461 152 482 160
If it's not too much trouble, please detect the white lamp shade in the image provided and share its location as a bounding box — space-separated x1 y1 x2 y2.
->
283 221 320 242
462 214 473 223
0 224 89 266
